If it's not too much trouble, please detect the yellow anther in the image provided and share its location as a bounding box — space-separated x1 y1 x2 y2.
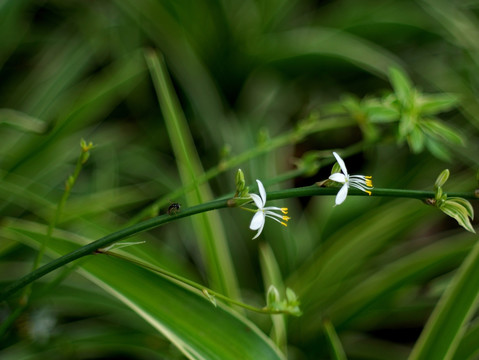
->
365 190 372 196
280 222 288 227
283 216 291 221
281 208 288 214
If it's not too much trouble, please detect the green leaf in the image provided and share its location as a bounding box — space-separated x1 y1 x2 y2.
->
366 104 400 123
424 138 452 162
323 318 347 360
409 240 479 360
448 198 474 219
440 202 475 233
407 125 425 153
420 119 464 145
389 67 413 107
285 288 298 304
2 220 285 360
0 109 48 133
417 93 459 115
145 50 240 299
398 113 416 140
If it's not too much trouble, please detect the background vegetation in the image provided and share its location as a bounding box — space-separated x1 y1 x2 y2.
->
1 0 479 359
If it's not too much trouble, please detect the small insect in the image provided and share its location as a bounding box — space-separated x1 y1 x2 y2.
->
167 202 181 215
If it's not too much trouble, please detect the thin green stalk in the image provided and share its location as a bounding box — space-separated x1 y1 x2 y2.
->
99 250 290 315
1 185 477 302
323 318 347 360
259 243 288 351
0 141 94 338
32 140 93 272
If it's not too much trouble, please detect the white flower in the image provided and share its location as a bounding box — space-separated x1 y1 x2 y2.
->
329 152 373 206
249 180 290 239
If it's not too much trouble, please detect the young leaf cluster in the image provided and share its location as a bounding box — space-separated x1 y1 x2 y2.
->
337 68 464 161
430 169 475 233
265 285 302 317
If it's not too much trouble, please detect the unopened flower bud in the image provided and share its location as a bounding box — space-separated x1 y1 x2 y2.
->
435 169 450 189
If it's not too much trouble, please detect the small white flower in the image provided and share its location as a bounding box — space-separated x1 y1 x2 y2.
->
329 152 373 206
249 180 290 239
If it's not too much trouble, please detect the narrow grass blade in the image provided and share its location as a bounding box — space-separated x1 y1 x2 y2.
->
259 243 288 352
323 318 347 360
145 49 240 299
409 238 479 360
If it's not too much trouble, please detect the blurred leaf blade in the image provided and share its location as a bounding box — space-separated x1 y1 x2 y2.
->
1 219 286 360
0 109 47 134
144 49 240 299
409 239 479 360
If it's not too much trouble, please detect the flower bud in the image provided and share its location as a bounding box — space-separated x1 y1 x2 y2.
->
331 162 341 175
235 169 245 193
434 169 449 189
266 285 280 307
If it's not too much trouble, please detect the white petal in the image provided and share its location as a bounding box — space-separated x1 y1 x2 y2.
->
252 222 265 240
335 184 349 205
329 173 347 184
250 193 264 210
250 211 265 230
256 179 267 206
332 152 348 176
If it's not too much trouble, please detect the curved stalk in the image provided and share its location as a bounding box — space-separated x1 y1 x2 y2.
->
101 251 290 315
1 186 477 301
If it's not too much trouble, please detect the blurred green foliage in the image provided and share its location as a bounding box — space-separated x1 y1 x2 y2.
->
1 0 479 359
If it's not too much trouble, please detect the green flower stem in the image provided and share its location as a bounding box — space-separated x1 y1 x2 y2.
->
265 186 478 201
129 115 356 224
100 250 289 315
32 142 91 273
0 142 94 338
323 318 347 360
1 185 477 302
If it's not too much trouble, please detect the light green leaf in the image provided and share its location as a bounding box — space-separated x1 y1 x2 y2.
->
2 220 285 360
417 93 459 115
389 67 413 107
420 119 464 145
323 318 347 360
407 126 425 153
447 198 474 219
424 138 452 162
366 104 400 123
398 113 416 140
145 50 240 299
440 202 475 233
409 240 479 360
0 109 48 133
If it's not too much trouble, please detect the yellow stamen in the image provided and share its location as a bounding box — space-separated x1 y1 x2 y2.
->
280 222 288 227
283 216 291 221
365 190 372 196
281 208 288 214
365 176 373 187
